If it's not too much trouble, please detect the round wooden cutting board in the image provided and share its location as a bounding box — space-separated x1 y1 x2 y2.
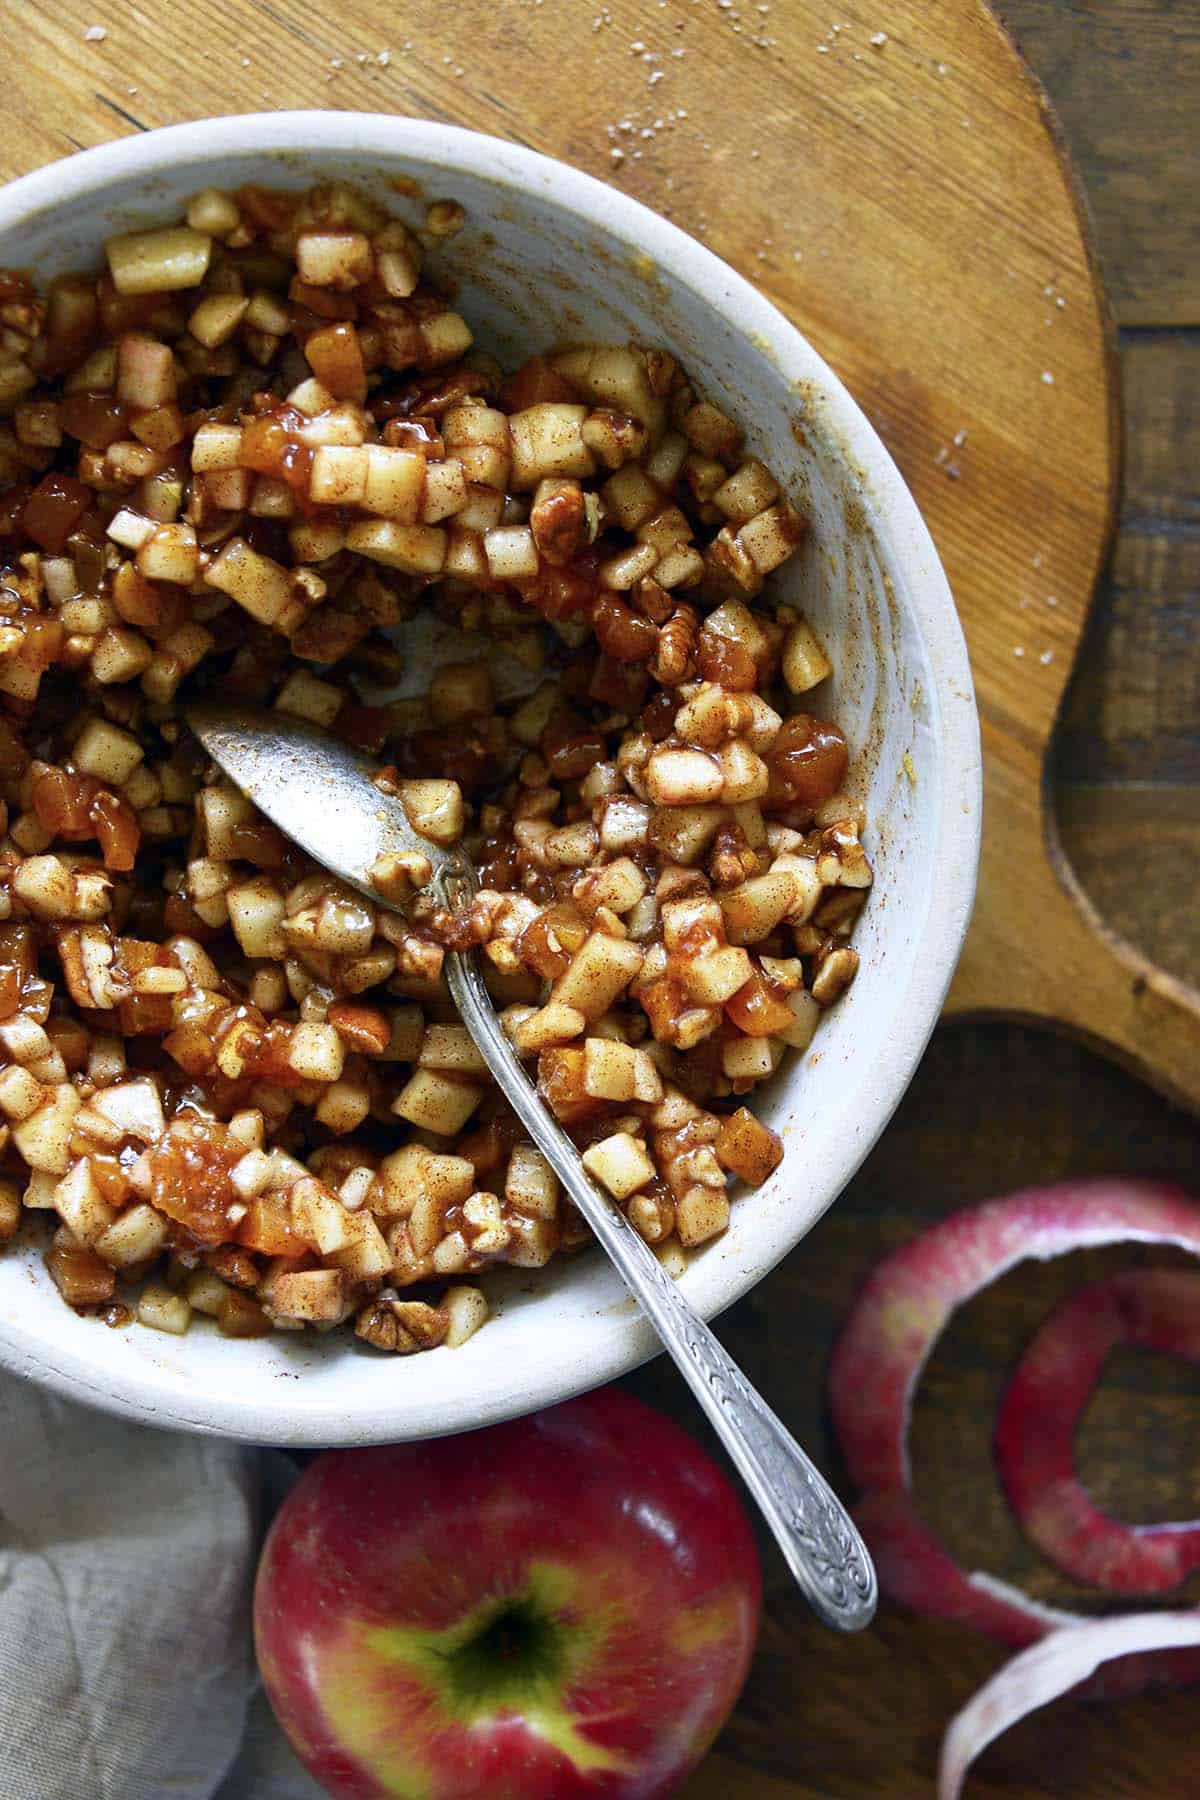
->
8 0 1197 1106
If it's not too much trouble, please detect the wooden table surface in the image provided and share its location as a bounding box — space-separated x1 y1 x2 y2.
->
2 2 1197 1796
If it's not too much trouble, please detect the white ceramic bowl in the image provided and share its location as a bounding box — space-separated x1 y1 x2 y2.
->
0 113 979 1444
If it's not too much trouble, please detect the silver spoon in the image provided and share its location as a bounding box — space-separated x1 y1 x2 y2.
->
188 700 877 1632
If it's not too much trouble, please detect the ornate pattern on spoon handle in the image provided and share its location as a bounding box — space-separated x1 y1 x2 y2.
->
436 860 876 1632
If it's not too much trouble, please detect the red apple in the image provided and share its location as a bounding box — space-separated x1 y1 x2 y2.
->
255 1387 761 1800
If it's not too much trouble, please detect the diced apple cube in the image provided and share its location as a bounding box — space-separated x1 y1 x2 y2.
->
275 669 343 727
377 1146 459 1218
443 405 511 489
0 1065 43 1121
682 944 754 1005
188 294 250 349
287 377 335 416
422 458 469 522
91 1077 165 1142
204 537 293 625
675 1186 731 1246
304 324 367 401
574 858 647 918
782 616 833 694
721 1035 774 1081
329 1210 393 1282
419 312 473 365
106 225 212 295
598 542 658 591
291 1177 353 1254
345 519 445 574
94 1202 169 1267
362 444 426 521
53 1158 116 1245
737 502 806 576
230 1149 274 1198
399 778 463 847
720 872 798 946
508 403 595 489
296 231 373 289
13 1085 81 1174
73 717 144 785
392 1069 483 1135
184 1268 230 1316
310 444 368 506
429 661 493 726
314 1079 372 1135
186 188 242 236
550 932 644 1022
287 1022 345 1083
660 895 723 950
191 421 244 471
647 805 724 866
431 1232 471 1276
505 1213 560 1268
270 1268 349 1324
775 988 820 1050
645 747 723 807
515 1002 587 1055
417 1024 488 1076
484 524 539 581
297 403 365 448
582 1131 656 1200
505 1144 559 1220
714 1106 784 1185
290 519 346 563
443 1284 489 1347
137 1281 191 1334
717 740 769 804
602 463 660 532
227 877 287 959
217 1289 271 1337
117 333 177 410
581 1037 662 1104
713 459 780 524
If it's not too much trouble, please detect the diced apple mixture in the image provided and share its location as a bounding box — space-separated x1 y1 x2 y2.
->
0 180 870 1352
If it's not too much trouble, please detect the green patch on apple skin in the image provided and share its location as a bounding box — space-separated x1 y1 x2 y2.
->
669 1585 750 1657
334 1560 627 1783
320 1675 434 1800
510 1698 629 1780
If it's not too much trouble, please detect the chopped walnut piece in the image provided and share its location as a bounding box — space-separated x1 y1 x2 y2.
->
355 1292 449 1353
371 849 432 901
811 945 861 1006
651 603 699 686
530 479 590 565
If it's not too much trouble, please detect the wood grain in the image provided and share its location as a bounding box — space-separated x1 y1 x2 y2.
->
998 0 1200 329
1058 334 1200 789
1 3 1198 1796
1058 786 1200 987
4 0 1196 1105
1003 0 1200 1024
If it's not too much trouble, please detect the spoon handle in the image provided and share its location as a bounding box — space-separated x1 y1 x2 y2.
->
441 887 877 1632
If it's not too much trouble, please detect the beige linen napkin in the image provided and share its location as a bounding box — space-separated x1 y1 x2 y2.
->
0 1380 323 1800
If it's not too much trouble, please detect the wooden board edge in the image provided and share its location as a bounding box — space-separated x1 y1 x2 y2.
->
1041 802 1200 1114
990 0 1126 537
942 9 1200 1116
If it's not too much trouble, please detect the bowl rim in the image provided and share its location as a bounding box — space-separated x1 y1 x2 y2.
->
0 112 981 1444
